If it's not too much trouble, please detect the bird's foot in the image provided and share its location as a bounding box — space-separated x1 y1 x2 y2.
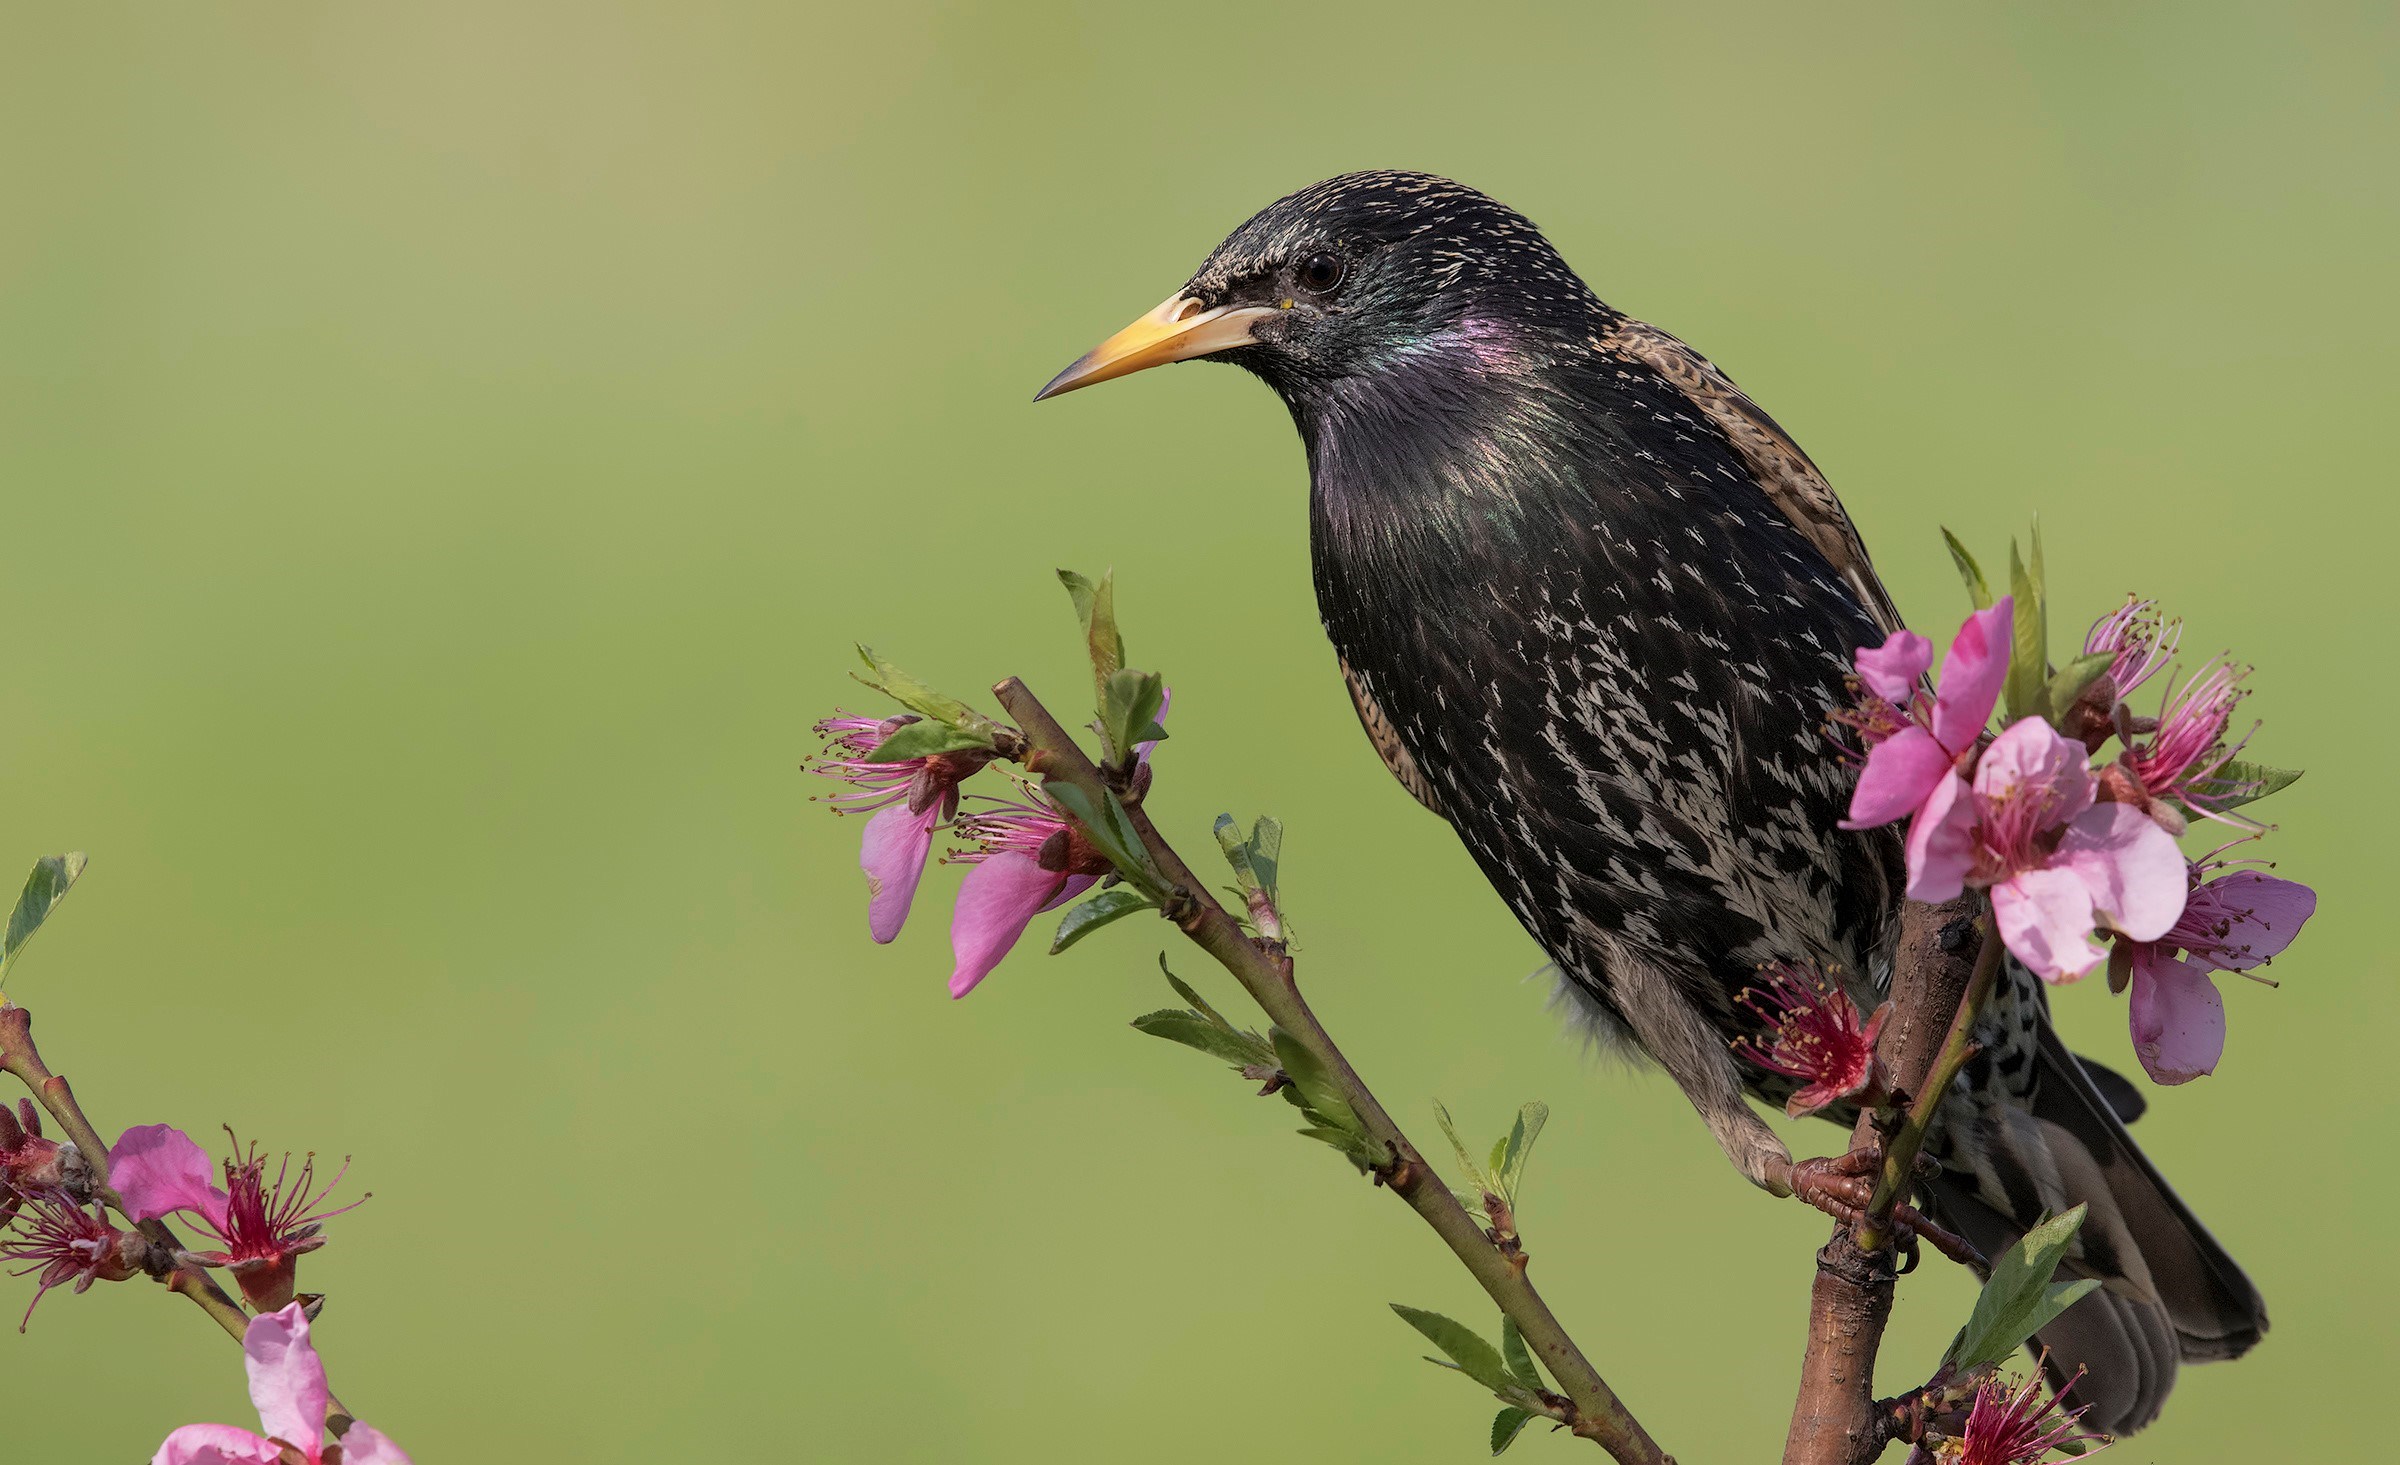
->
1782 1149 1983 1272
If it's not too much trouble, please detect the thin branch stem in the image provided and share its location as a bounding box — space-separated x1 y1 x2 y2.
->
1858 922 2004 1250
995 677 1674 1465
0 1001 248 1340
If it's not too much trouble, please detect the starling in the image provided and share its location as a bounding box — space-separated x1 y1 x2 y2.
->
1037 171 2263 1433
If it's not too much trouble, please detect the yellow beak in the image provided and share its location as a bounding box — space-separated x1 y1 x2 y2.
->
1034 294 1279 401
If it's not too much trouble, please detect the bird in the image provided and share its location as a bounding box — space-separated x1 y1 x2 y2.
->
1033 170 2263 1434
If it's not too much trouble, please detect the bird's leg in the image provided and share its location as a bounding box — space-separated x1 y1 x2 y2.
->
1767 1147 1982 1270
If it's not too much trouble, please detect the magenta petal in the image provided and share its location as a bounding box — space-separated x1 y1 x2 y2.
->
150 1424 285 1465
1842 725 1951 830
1038 872 1101 915
109 1124 230 1229
860 802 939 944
242 1305 330 1452
1854 629 1933 703
1902 771 1977 903
948 853 1066 999
2056 802 2186 942
1993 865 2105 981
335 1424 414 1465
2130 953 2225 1084
2203 871 2318 968
1931 597 2013 752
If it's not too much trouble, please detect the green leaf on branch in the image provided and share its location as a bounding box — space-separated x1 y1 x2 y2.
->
1057 567 1123 695
1433 1099 1498 1202
2191 758 2303 813
1214 814 1286 932
1942 528 1995 610
1390 1304 1518 1396
1101 667 1168 765
1 854 87 980
862 719 994 763
1131 957 1275 1069
1051 887 1155 954
1500 1316 1544 1392
1947 1204 2101 1370
1491 1408 1534 1455
1271 1028 1360 1136
1491 1102 1549 1208
852 646 986 730
2038 651 2116 727
2003 531 2050 722
1043 782 1163 895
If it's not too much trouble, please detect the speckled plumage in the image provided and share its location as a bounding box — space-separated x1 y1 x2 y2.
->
1095 171 2262 1433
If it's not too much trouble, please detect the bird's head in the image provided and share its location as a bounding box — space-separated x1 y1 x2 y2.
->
1035 171 1594 407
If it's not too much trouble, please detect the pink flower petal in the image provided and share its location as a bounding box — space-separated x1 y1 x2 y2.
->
1931 597 2013 753
1855 629 1933 703
335 1424 414 1465
150 1424 286 1465
109 1125 230 1230
242 1305 330 1453
859 802 940 944
1971 717 2093 821
2200 871 2318 969
2130 952 2226 1084
1993 864 2106 981
1037 871 1101 915
2055 802 2187 942
1842 724 1952 830
1902 771 1977 903
947 852 1067 999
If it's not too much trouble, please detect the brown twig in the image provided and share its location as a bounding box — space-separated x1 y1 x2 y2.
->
1781 898 1991 1465
995 677 1674 1465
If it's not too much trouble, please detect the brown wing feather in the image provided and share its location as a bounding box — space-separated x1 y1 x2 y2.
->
1606 320 1904 635
1340 656 1442 814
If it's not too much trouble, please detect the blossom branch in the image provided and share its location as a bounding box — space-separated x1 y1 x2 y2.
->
0 1001 249 1341
993 676 1675 1465
1782 896 1988 1465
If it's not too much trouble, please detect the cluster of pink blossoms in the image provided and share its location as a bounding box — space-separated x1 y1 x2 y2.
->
811 696 1165 997
1839 596 2314 1084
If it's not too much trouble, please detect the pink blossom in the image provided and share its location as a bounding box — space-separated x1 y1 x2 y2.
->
945 798 1110 999
1731 963 1891 1118
109 1127 364 1312
2122 657 2251 823
1 1189 147 1330
2120 860 2316 1084
1841 599 2012 832
152 1304 411 1465
1951 1368 2109 1465
0 1099 73 1194
1910 719 2186 982
2082 596 2178 700
811 713 994 943
945 696 1168 998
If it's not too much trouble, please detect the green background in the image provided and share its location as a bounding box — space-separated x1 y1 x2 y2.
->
3 4 2390 1459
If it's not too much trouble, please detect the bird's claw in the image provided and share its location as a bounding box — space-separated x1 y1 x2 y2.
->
1786 1150 1984 1272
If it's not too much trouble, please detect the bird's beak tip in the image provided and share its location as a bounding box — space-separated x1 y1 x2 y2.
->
1031 294 1273 404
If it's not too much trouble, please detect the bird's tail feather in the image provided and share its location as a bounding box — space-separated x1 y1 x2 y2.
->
1920 1025 2265 1436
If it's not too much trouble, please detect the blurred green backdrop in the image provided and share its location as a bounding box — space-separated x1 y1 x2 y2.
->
2 4 2391 1459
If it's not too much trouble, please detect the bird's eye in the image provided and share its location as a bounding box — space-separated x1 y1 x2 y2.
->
1296 251 1345 294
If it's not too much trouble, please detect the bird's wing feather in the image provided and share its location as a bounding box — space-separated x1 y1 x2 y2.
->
1605 320 1904 635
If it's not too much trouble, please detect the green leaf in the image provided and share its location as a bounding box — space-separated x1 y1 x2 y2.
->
1101 667 1168 765
1949 1204 2091 1369
852 645 982 729
1132 1010 1276 1068
2039 651 2116 727
2003 538 2049 722
1494 1102 1549 1205
1 854 87 979
1500 1316 1543 1392
862 719 994 762
1245 817 1283 904
1158 954 1240 1032
1491 1408 1534 1455
2192 758 2304 812
1271 1027 1361 1136
1390 1305 1517 1395
1058 567 1124 696
1051 887 1155 954
1941 528 1994 610
1214 814 1257 886
1043 783 1161 894
1432 1100 1495 1196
